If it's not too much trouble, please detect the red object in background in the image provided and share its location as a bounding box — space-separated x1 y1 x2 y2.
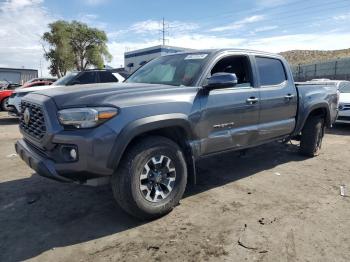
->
0 79 55 111
0 88 13 110
21 80 55 88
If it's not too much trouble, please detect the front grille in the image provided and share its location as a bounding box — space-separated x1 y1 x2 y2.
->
339 103 350 111
19 101 46 140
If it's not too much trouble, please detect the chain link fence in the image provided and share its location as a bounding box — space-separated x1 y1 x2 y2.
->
292 57 350 82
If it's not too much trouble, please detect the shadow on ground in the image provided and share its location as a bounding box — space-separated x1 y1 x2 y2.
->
0 141 311 262
0 117 18 125
327 123 350 136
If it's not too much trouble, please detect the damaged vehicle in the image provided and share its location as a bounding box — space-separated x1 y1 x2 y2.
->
15 49 338 219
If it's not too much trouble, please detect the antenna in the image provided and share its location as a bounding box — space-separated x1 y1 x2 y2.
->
160 17 169 46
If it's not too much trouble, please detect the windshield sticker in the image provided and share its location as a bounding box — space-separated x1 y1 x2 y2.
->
185 54 208 60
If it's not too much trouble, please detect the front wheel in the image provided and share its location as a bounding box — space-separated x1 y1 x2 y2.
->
299 116 325 157
111 136 188 220
1 97 10 111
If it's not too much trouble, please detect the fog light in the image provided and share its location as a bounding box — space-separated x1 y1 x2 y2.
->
60 145 78 162
70 148 77 160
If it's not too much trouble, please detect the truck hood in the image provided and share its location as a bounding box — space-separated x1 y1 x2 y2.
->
339 93 350 103
33 82 199 109
16 84 60 93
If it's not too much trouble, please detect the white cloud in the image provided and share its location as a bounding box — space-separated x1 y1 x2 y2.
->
253 25 278 33
127 20 198 35
1 0 43 11
246 33 350 52
77 13 107 29
84 0 108 6
129 20 161 34
107 31 350 68
256 0 289 7
210 15 265 32
0 0 53 75
333 12 350 21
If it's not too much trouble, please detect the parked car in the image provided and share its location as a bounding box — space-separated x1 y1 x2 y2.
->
7 69 125 116
25 77 57 84
1 79 55 111
336 81 350 123
22 79 56 88
303 80 350 124
15 49 338 220
0 82 21 111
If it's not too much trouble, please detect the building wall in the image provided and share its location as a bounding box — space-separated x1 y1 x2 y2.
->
0 68 38 84
124 45 193 73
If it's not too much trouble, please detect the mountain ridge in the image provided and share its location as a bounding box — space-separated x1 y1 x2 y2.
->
279 48 350 66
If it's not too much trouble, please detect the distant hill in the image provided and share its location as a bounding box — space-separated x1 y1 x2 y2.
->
279 49 350 66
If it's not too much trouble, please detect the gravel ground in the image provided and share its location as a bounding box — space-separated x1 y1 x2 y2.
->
0 111 350 262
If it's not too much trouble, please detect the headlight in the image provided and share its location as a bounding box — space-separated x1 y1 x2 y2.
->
58 107 118 128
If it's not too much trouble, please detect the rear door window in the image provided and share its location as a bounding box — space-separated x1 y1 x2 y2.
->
74 72 97 84
99 72 118 83
339 82 350 93
256 57 287 86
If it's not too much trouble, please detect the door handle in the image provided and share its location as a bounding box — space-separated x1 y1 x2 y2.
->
246 97 259 104
284 94 294 100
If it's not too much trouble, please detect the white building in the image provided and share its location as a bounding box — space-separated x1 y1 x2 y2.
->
124 45 194 73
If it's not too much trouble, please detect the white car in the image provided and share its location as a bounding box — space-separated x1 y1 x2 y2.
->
7 84 59 116
7 70 125 116
337 81 350 124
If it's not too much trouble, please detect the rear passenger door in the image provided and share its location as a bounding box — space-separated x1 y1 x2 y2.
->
255 56 298 142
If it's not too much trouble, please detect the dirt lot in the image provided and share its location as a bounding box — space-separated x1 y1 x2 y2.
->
0 111 349 262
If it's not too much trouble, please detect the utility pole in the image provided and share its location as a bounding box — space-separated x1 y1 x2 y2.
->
39 59 42 77
162 18 165 45
160 17 169 46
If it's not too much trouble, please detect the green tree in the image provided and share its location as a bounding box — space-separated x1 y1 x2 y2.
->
42 20 112 77
68 21 112 71
42 20 75 77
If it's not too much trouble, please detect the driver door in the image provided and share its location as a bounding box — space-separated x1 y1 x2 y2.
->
196 54 260 156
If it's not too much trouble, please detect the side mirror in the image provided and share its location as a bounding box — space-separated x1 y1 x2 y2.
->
204 73 238 90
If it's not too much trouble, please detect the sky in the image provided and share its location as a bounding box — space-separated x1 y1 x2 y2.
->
0 0 350 76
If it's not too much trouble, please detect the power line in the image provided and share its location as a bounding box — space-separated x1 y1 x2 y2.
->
214 4 350 38
168 0 349 31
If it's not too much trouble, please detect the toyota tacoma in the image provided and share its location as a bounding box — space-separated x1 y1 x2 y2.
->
15 49 339 220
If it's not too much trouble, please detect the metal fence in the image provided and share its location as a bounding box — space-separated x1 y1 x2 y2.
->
292 57 350 82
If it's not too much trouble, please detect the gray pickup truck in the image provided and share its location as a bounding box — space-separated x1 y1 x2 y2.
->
15 49 338 219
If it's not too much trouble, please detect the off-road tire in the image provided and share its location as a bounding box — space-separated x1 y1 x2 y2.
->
111 136 187 220
300 116 325 157
1 97 9 111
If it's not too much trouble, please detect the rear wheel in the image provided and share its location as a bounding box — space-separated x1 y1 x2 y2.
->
299 116 325 157
1 97 9 111
111 136 187 220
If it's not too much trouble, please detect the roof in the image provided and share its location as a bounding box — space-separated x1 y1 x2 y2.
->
160 48 283 58
0 67 38 72
125 45 194 56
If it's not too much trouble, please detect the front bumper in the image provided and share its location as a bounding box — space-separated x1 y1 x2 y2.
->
16 94 119 183
15 139 73 182
336 110 350 124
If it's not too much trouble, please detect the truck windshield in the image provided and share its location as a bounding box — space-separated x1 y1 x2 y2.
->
52 72 78 86
126 53 209 86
